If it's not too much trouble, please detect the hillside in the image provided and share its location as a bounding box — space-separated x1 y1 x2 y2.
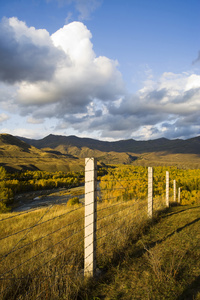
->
19 134 200 154
0 134 84 172
0 133 200 172
87 204 200 300
18 134 200 169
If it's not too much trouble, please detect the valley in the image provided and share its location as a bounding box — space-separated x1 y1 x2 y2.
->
0 133 200 172
13 185 85 212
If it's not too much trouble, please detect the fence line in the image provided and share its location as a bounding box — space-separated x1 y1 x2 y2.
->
0 158 183 298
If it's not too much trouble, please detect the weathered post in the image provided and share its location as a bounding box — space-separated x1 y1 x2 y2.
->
148 167 153 218
178 187 181 204
166 171 169 207
84 158 97 277
173 180 176 203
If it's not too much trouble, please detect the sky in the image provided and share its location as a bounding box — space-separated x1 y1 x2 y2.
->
0 0 200 141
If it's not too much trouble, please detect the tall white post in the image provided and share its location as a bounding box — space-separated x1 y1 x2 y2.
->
178 187 181 204
84 158 97 277
173 180 176 203
148 167 153 218
166 171 169 207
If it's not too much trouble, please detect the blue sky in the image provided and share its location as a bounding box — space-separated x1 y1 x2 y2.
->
0 0 200 141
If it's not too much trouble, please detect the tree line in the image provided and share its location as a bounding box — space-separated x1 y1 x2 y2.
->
0 167 84 213
100 165 200 205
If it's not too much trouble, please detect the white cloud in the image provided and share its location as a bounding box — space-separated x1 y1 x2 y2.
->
106 72 200 139
51 0 102 20
0 17 66 84
0 113 9 123
0 16 199 141
0 127 44 139
27 117 44 124
73 0 102 20
15 20 124 117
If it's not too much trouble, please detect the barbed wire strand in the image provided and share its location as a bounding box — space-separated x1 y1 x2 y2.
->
97 201 141 223
4 203 57 260
0 169 175 298
0 202 84 241
97 196 145 213
0 206 96 265
100 177 144 183
97 203 147 235
0 234 85 298
0 182 83 222
0 207 42 222
0 214 85 263
0 214 98 278
0 224 84 278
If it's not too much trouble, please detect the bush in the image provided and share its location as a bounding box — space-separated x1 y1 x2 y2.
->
0 188 13 213
67 197 80 206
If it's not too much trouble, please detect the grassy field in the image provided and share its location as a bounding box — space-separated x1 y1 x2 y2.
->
88 204 200 300
0 200 199 299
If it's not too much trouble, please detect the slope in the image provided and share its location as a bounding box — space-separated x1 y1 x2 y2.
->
18 134 200 168
19 134 200 154
87 204 200 300
0 134 84 172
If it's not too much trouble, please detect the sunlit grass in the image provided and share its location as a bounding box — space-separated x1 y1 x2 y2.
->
0 200 199 299
0 198 149 299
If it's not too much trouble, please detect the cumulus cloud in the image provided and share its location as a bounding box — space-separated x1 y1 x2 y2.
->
54 71 200 140
0 17 66 83
15 20 124 117
105 72 200 139
0 16 199 141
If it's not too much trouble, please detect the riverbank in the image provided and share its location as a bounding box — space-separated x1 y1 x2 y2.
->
13 186 85 212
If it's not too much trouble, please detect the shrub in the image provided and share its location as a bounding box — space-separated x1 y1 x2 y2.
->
0 187 13 213
67 197 80 206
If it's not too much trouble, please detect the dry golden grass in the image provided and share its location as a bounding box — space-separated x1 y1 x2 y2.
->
1 198 199 299
0 198 150 299
0 204 85 299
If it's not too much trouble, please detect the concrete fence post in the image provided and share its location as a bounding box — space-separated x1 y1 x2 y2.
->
148 167 153 218
84 158 97 277
178 187 181 204
173 180 176 203
166 171 169 207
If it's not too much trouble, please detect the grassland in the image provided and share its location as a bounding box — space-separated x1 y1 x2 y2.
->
88 204 200 300
0 198 199 299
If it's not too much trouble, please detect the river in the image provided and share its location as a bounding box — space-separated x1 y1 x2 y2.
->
13 186 85 212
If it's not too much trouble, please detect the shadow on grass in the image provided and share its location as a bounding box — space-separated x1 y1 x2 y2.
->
162 205 200 218
176 275 200 300
96 206 200 270
79 205 200 299
144 217 200 250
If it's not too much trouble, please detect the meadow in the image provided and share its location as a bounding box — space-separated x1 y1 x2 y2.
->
0 165 199 299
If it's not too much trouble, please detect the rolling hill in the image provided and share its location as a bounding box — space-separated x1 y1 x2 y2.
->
0 134 84 172
19 134 200 154
0 133 200 172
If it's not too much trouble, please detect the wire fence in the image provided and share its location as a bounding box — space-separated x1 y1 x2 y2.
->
0 158 182 299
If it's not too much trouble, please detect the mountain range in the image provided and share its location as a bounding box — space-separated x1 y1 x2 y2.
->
19 134 200 154
0 133 200 172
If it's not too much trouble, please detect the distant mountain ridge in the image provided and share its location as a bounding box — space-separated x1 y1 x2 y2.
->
0 134 84 172
0 133 200 172
18 134 200 155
